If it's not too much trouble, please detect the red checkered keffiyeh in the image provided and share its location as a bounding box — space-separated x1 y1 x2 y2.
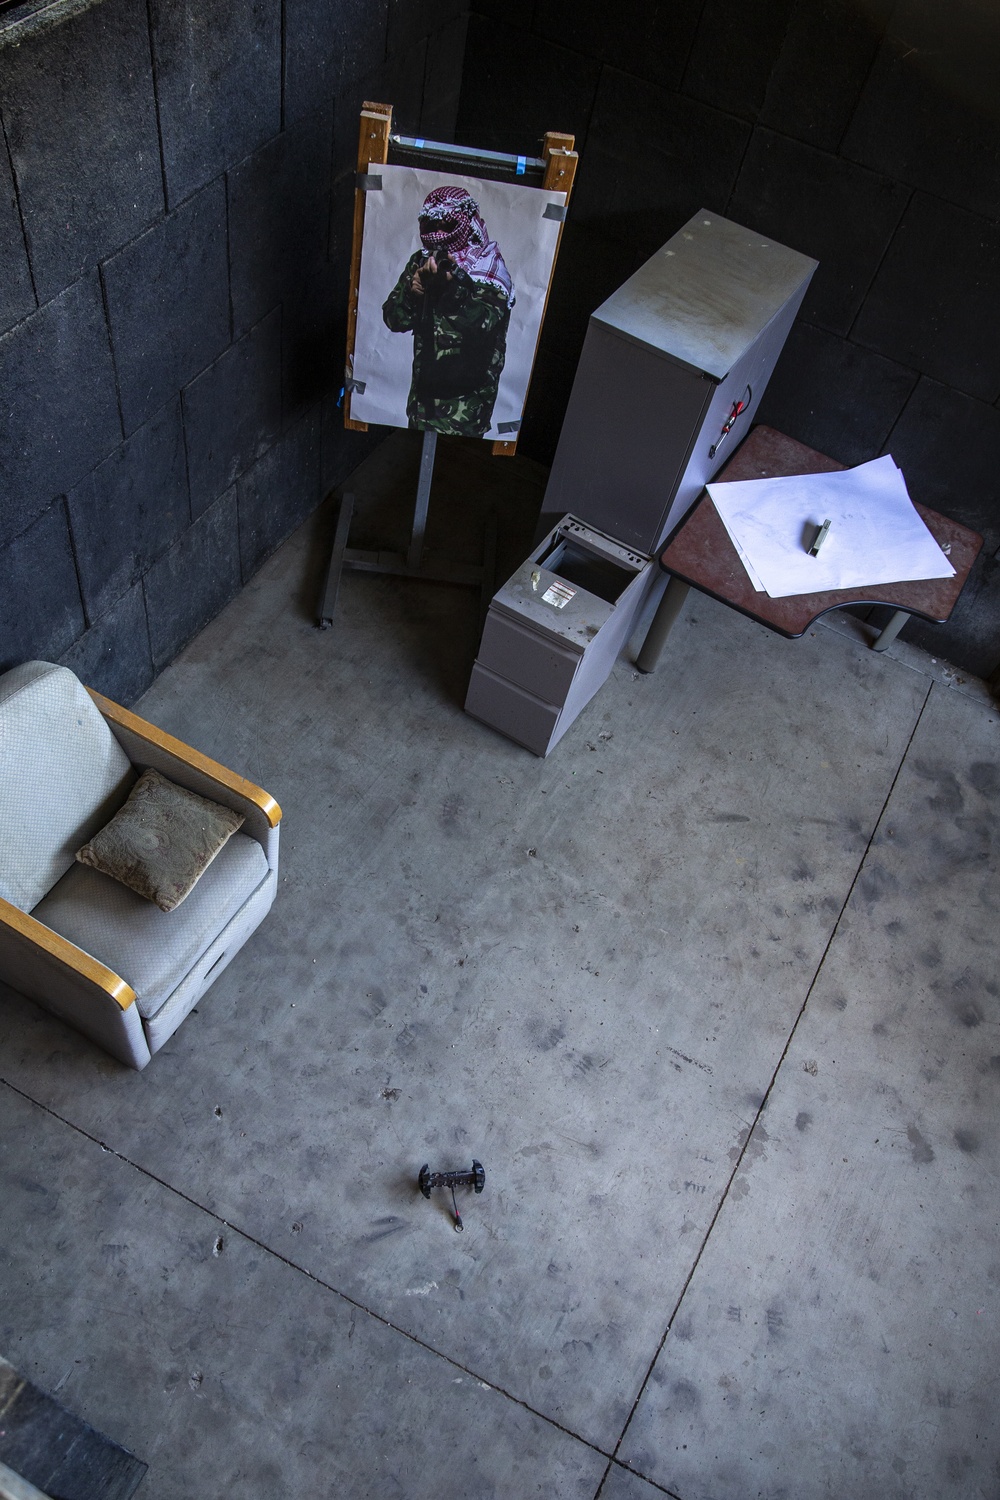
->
418 186 515 308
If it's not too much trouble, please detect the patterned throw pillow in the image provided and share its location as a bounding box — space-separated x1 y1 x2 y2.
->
76 768 244 912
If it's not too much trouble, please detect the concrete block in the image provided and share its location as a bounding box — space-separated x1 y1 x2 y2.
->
883 377 1000 545
284 0 388 126
67 398 190 625
282 272 339 428
0 0 162 302
332 71 369 182
0 272 120 542
842 0 1000 221
0 501 84 672
538 223 637 367
374 40 427 138
727 128 910 337
759 0 893 152
228 111 332 338
320 390 380 494
853 192 1000 404
0 130 33 337
681 0 796 121
388 0 463 60
470 0 533 24
419 14 468 142
330 46 425 181
517 344 576 466
237 409 321 580
149 0 280 206
182 307 282 515
59 582 154 706
569 70 750 257
328 173 355 278
455 19 601 155
102 178 230 435
756 321 918 467
533 0 702 92
143 487 241 671
326 0 389 90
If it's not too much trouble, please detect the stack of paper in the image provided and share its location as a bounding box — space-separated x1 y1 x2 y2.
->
706 456 955 598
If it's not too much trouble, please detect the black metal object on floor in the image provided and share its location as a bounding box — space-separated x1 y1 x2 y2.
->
418 1160 485 1232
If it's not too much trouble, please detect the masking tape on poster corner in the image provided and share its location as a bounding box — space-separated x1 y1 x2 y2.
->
543 203 567 221
496 420 521 435
358 173 383 190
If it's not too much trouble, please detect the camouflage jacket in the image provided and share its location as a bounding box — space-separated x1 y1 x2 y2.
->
382 252 511 437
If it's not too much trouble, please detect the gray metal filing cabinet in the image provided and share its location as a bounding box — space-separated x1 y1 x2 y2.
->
542 211 817 554
465 515 657 756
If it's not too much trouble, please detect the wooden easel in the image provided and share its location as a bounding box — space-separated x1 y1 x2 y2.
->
317 104 578 628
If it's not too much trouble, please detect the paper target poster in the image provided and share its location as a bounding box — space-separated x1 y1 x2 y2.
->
350 163 566 440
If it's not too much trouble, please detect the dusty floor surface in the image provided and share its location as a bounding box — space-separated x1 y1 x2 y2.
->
1 433 998 1499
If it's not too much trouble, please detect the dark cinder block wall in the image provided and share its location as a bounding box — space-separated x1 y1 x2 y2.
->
456 0 1000 678
0 0 467 703
3 0 999 687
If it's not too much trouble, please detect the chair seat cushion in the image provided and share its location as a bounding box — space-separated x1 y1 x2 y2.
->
33 833 269 1020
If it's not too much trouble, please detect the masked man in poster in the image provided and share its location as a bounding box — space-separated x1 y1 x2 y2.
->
382 186 515 438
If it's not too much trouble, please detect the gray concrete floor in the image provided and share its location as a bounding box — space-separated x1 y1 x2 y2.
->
1 432 998 1499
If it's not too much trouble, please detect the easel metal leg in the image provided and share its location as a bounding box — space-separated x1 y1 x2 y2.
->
407 428 438 572
635 576 691 674
318 491 356 627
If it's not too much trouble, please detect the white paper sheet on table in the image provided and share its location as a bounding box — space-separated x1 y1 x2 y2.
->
707 456 955 598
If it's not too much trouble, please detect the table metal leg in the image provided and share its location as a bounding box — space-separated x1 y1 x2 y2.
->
871 608 909 652
635 577 691 674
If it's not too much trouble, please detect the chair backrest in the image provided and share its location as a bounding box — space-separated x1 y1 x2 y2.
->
0 662 134 912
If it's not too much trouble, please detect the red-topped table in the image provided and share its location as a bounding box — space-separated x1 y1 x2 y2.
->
635 426 983 673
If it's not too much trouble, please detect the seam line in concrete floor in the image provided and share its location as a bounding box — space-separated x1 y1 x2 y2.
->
597 676 936 1496
594 1457 682 1500
815 611 991 709
0 1073 631 1472
595 1461 681 1500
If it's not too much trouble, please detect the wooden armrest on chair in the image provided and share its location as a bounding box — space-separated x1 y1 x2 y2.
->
0 897 149 1069
87 690 282 829
0 899 135 1007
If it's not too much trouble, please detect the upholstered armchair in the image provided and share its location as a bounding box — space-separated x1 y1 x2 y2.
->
0 662 281 1069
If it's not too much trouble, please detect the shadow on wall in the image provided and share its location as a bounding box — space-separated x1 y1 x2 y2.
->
455 0 1000 677
0 0 468 703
